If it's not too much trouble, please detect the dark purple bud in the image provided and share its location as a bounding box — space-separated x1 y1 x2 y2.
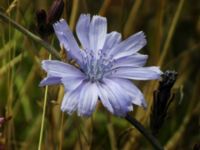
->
36 9 47 25
36 9 49 38
36 0 64 39
158 71 178 105
150 70 178 136
47 0 64 24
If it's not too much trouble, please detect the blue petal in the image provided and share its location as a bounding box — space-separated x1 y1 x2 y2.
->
78 82 99 116
39 76 61 87
42 60 84 76
76 14 91 50
62 81 98 116
96 83 114 114
97 78 133 116
61 84 83 115
102 31 121 50
108 31 146 59
40 60 85 86
111 78 147 107
89 16 107 51
53 19 83 63
107 66 162 80
61 76 86 91
111 54 148 69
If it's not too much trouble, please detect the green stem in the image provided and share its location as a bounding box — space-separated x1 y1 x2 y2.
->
38 54 52 149
58 112 64 150
0 11 60 59
125 114 163 150
38 84 49 150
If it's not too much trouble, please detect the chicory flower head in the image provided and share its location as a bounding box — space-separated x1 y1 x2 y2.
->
40 14 162 117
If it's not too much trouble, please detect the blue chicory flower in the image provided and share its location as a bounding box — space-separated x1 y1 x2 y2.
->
40 14 162 117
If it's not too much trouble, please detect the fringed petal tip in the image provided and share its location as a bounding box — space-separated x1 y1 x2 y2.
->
134 31 147 45
41 60 54 73
53 18 66 27
148 66 163 79
80 13 91 18
89 15 107 50
62 107 94 117
141 101 148 110
154 67 164 80
39 80 46 87
41 60 57 72
61 107 73 116
61 109 92 117
41 60 46 70
39 76 62 87
77 111 93 117
137 31 146 37
53 18 84 63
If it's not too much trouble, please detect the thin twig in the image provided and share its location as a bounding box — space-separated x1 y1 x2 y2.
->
58 112 64 150
38 54 51 150
38 84 49 150
107 121 117 150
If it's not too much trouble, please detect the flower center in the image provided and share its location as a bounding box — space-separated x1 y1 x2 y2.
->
82 49 113 82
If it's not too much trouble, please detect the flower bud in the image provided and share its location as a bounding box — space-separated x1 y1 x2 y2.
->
150 70 178 136
47 0 64 25
36 9 48 37
36 0 64 38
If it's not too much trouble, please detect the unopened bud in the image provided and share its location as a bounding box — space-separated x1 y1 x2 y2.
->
47 0 64 24
36 0 64 39
150 70 178 136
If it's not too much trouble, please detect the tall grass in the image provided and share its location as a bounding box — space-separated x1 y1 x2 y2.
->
0 0 199 149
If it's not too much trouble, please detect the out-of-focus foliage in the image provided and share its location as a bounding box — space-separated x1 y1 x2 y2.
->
0 0 199 149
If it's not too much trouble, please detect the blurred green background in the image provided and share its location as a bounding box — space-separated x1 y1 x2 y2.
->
0 0 200 149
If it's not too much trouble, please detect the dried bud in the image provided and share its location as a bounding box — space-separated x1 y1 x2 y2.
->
36 9 49 38
36 9 47 25
36 0 64 38
47 0 64 24
150 70 178 136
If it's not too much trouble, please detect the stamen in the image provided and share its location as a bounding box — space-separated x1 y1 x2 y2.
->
81 49 113 82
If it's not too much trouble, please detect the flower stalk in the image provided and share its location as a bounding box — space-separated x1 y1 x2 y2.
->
125 114 163 150
38 79 49 150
